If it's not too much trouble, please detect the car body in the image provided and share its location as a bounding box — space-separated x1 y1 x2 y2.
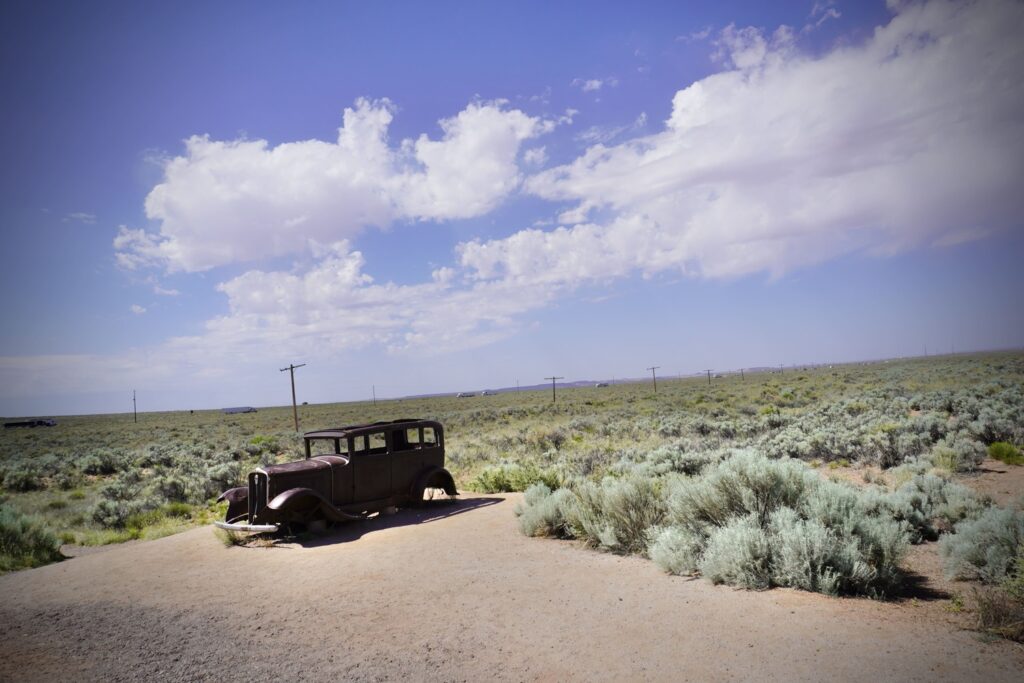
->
3 418 57 428
456 392 475 398
214 418 457 533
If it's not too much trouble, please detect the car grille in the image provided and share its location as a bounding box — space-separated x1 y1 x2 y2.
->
248 471 267 522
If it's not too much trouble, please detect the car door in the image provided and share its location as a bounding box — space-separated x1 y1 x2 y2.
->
350 432 391 502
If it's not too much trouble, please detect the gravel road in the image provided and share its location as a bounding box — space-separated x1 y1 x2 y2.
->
1 493 1022 682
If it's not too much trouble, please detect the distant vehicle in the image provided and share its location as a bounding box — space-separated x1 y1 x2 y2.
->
456 392 475 398
480 390 495 396
215 419 457 533
222 407 258 414
4 419 57 429
595 382 610 388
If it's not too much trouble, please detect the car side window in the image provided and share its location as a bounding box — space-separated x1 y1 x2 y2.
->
368 431 387 454
350 435 367 453
422 427 436 445
407 428 421 447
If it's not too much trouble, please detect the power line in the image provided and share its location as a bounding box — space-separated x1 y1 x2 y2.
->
279 363 306 432
647 366 660 393
544 376 564 403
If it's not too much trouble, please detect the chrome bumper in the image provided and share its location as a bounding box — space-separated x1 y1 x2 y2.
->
213 520 279 533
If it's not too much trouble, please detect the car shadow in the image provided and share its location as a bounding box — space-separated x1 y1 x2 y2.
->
273 495 505 548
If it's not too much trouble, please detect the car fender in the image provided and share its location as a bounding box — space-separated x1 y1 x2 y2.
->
410 466 458 506
267 487 366 522
217 486 249 524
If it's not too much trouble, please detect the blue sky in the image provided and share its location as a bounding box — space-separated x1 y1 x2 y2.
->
1 0 1022 416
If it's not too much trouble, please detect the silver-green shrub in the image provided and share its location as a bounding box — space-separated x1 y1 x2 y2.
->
514 483 574 538
698 514 773 589
0 504 63 571
569 475 665 554
940 507 1024 583
647 526 702 575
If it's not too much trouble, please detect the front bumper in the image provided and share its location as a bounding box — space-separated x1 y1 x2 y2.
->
213 520 279 533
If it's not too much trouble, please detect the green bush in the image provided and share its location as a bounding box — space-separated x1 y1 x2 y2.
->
1 464 45 492
940 507 1024 584
0 504 63 572
91 499 142 528
471 462 560 493
975 547 1024 642
988 442 1024 466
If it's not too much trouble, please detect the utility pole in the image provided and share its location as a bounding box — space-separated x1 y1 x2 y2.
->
779 363 784 375
647 366 660 393
279 363 306 432
132 389 137 423
516 379 520 392
705 369 712 386
544 376 563 403
740 368 745 381
372 384 376 407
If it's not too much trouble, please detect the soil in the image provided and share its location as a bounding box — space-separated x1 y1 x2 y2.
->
3 486 1024 682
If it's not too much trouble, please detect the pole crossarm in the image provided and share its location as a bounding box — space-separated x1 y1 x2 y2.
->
280 363 306 432
544 376 564 402
647 366 660 393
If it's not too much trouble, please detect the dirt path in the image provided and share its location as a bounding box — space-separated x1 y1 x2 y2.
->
1 494 1022 682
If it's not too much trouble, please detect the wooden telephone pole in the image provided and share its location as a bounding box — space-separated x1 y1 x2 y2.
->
280 363 306 431
647 366 660 393
544 376 564 403
705 369 712 385
132 389 137 423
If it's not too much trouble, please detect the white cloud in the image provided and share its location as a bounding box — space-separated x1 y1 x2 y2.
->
113 226 163 270
201 241 555 359
678 26 713 42
130 304 147 315
575 112 649 145
572 77 619 92
117 99 553 273
64 212 97 224
493 0 1024 285
523 146 548 166
153 285 180 296
17 0 1021 411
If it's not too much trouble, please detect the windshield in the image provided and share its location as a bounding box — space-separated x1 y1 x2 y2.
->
308 437 349 455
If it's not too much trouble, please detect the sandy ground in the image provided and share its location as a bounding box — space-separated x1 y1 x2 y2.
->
2 489 1023 682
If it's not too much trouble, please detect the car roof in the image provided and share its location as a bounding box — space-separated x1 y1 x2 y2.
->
303 418 441 440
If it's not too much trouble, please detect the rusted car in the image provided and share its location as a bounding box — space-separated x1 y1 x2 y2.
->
214 419 457 533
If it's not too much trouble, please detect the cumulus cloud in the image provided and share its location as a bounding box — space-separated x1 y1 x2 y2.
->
130 304 146 315
201 242 555 358
117 99 553 272
489 0 1024 285
523 146 548 167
